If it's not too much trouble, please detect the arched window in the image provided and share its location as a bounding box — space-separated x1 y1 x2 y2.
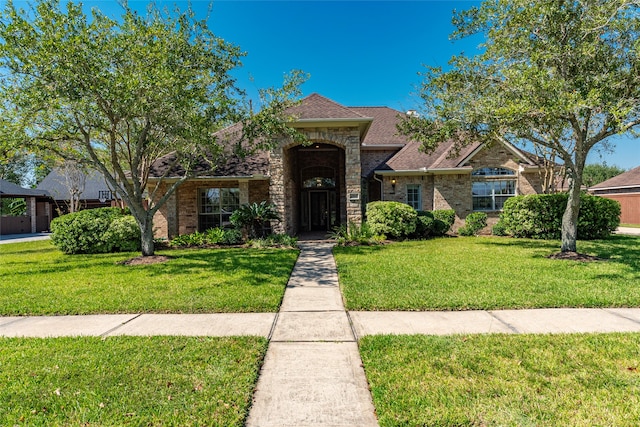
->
472 167 516 211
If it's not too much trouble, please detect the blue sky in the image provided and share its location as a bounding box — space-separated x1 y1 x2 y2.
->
15 0 640 169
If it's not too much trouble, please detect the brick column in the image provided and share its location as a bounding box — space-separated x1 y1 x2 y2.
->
28 197 37 233
269 147 286 234
345 135 362 227
239 181 249 205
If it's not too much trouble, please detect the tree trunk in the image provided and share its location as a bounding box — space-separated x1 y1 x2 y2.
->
560 175 582 253
140 216 155 256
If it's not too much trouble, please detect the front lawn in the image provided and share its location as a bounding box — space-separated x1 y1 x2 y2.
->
335 235 640 310
0 336 266 426
0 241 298 315
360 333 640 426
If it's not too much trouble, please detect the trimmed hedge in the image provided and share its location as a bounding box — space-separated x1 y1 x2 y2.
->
459 212 488 236
50 208 140 254
496 193 620 240
366 201 417 239
413 209 456 238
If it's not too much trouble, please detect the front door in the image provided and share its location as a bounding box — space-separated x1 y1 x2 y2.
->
309 191 328 231
302 189 337 231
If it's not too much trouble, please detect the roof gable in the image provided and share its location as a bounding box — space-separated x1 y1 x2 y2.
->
350 107 412 147
288 93 369 120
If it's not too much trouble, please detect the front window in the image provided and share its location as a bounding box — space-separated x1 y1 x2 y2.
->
472 168 516 211
198 187 240 231
407 184 421 210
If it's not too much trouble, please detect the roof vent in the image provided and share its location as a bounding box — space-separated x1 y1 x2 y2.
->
406 110 419 118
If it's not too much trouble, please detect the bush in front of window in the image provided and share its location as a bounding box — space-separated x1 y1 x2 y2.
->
230 201 280 239
496 193 620 240
458 212 488 236
169 228 243 247
50 207 135 254
366 201 417 239
412 209 456 238
432 209 456 234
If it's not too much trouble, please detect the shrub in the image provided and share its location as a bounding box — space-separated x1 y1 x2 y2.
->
458 212 488 236
413 211 435 238
577 193 621 239
366 201 417 239
433 209 456 232
103 215 141 252
220 228 243 245
169 231 205 247
492 220 508 236
230 201 279 239
498 193 620 240
248 233 299 248
169 228 243 248
330 221 385 246
50 207 129 254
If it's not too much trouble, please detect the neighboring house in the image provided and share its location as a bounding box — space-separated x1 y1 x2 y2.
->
0 178 52 235
37 168 119 216
590 165 640 225
150 93 546 239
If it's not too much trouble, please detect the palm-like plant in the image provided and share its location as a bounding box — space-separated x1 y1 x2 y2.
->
230 201 280 239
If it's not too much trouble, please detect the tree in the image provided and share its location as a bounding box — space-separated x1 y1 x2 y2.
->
0 0 306 256
399 0 640 253
59 160 87 213
583 162 627 187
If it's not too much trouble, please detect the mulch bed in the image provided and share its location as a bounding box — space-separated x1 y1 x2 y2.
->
118 255 173 266
546 251 604 262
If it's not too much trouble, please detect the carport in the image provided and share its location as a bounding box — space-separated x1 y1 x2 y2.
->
0 179 52 235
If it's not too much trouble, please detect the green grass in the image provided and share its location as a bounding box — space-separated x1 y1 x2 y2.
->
360 333 640 426
0 241 298 315
621 223 640 228
335 235 640 310
0 336 267 426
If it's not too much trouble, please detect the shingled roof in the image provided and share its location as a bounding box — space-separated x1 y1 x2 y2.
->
1 179 50 198
288 93 370 120
351 106 412 147
590 165 640 191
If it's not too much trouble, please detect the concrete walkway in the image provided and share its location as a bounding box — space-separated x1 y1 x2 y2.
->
245 242 378 427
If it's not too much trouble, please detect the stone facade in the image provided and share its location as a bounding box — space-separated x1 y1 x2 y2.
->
270 126 362 235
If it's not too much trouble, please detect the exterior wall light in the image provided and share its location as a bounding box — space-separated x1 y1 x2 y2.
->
391 178 396 193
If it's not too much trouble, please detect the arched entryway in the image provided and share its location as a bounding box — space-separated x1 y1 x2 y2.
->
295 143 345 232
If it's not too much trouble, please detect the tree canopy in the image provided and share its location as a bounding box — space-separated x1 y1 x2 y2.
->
583 163 627 187
399 0 640 252
0 0 306 255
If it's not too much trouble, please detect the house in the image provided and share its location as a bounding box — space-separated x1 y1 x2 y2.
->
37 168 120 216
589 165 640 224
150 94 546 239
0 178 52 235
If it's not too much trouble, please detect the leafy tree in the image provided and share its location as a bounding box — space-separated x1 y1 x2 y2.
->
583 163 627 187
399 0 640 253
0 0 306 255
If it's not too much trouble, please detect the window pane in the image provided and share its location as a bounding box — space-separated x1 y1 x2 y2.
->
407 184 421 210
473 196 493 211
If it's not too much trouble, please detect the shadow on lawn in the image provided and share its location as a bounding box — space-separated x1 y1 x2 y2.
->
477 235 640 271
145 248 298 286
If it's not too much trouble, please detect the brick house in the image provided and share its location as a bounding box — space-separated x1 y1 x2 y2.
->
590 165 640 224
150 93 545 238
